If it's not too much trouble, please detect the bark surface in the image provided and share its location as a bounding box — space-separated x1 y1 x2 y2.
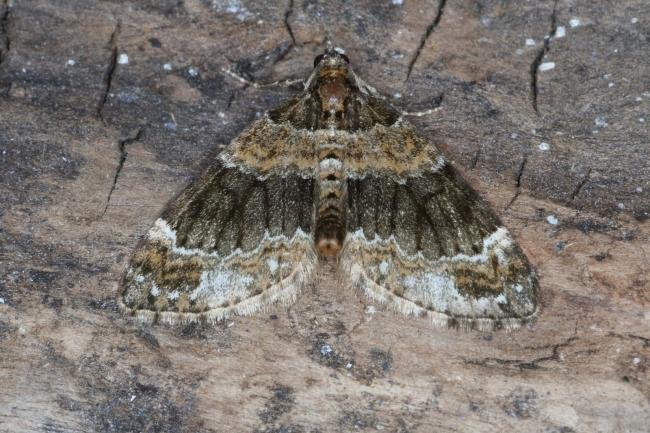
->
0 1 648 432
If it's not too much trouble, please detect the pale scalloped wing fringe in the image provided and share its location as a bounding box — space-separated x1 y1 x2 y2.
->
120 252 537 331
342 258 537 332
119 251 317 326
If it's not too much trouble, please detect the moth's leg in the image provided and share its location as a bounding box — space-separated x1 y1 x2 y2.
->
400 106 443 117
398 93 445 117
221 68 304 89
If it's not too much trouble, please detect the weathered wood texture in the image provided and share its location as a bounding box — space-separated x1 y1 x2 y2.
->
0 1 648 432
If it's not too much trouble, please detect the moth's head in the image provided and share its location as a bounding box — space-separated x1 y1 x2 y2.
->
313 48 350 71
310 48 353 128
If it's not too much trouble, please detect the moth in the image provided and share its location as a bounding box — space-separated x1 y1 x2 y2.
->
119 49 538 330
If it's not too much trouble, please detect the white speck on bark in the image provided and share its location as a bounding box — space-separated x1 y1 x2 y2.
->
539 62 555 72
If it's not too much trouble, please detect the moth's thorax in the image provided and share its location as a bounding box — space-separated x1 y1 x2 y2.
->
317 76 348 113
316 69 350 130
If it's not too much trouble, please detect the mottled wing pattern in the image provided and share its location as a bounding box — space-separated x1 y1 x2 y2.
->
121 48 538 330
119 119 318 324
340 122 538 331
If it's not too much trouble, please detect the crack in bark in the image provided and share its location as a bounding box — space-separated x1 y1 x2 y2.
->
344 316 366 339
0 0 12 65
529 0 558 114
470 146 481 170
271 43 293 67
405 0 447 81
225 89 237 110
609 332 650 348
343 291 374 338
627 334 650 348
223 2 310 91
566 167 591 206
265 0 297 67
101 128 142 217
97 20 121 123
464 336 579 370
505 156 527 209
284 0 295 45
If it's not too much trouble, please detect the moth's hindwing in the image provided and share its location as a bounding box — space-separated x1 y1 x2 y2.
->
119 130 318 324
341 127 538 331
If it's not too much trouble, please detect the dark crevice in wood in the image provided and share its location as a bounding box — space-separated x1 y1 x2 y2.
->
0 0 12 65
529 49 545 113
464 336 579 370
529 0 558 114
609 332 650 348
101 128 143 218
97 20 121 123
566 167 592 206
405 0 446 81
284 0 295 45
626 334 650 347
505 156 528 210
225 90 237 110
470 146 481 170
266 0 296 67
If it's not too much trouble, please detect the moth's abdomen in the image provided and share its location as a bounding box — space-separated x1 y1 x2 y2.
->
315 146 347 257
